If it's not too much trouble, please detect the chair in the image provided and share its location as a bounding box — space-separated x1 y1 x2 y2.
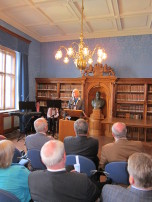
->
27 149 46 170
12 148 22 163
0 189 20 202
105 161 129 185
66 155 96 177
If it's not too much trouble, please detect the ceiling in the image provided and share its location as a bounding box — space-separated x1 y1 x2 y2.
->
0 0 152 42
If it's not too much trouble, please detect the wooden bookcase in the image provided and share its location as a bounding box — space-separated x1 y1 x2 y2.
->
35 78 85 110
113 78 152 121
112 78 152 141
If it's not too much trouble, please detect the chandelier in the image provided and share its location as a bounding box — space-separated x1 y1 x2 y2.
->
55 0 107 71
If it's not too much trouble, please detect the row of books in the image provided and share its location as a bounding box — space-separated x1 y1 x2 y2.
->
38 84 57 90
116 113 142 119
37 92 57 98
148 94 152 100
148 85 152 92
117 104 143 112
117 94 144 101
60 84 81 91
117 85 144 92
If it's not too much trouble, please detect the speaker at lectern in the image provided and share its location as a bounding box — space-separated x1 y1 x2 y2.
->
64 109 84 120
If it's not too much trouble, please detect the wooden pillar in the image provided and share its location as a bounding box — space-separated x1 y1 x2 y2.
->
89 109 104 136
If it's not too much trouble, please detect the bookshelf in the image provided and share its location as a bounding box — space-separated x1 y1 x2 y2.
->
35 78 85 109
114 79 152 121
112 78 152 141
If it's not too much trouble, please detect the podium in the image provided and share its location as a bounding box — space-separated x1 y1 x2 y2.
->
58 109 84 142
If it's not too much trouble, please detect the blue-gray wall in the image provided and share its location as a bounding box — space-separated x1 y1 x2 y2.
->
1 20 152 101
41 35 152 78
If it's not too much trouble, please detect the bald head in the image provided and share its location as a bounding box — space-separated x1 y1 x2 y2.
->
112 122 127 139
34 117 48 133
40 140 65 169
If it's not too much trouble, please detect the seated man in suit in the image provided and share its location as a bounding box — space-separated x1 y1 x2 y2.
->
99 122 144 169
28 140 100 202
64 118 99 169
101 152 152 202
25 117 54 151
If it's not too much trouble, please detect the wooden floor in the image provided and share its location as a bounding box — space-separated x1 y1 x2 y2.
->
6 130 152 157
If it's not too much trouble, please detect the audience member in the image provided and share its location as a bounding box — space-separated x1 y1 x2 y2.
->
64 118 99 169
25 117 53 151
100 122 144 169
28 140 100 202
0 140 31 202
101 152 152 202
47 107 59 136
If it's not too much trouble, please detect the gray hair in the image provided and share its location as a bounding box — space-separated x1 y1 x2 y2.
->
0 140 15 168
72 89 80 98
34 117 48 133
74 118 88 136
40 140 64 167
128 152 152 188
112 122 127 138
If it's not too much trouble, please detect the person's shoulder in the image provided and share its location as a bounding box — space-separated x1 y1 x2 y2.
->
102 142 114 149
102 184 127 199
29 169 45 177
25 133 36 140
88 137 99 143
64 136 75 141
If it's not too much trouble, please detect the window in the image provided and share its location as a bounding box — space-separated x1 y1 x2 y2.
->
0 45 16 110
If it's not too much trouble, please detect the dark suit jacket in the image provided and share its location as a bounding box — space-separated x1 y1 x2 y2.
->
64 136 99 168
29 170 100 202
101 184 152 202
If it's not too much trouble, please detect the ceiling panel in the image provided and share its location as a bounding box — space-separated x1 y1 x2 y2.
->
0 0 151 42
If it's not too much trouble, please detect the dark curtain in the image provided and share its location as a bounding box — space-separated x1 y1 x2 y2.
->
19 53 29 101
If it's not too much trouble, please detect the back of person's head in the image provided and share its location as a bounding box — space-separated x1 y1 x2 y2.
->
128 152 152 188
0 140 15 168
34 117 48 133
74 118 88 136
112 122 127 139
41 140 64 168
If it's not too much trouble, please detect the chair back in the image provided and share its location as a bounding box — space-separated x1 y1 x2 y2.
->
66 155 96 176
105 161 129 185
27 149 46 170
0 189 20 202
12 148 22 163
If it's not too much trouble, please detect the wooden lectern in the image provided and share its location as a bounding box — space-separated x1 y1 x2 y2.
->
58 109 83 142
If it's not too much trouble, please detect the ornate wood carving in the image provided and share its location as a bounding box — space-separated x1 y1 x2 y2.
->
82 64 115 77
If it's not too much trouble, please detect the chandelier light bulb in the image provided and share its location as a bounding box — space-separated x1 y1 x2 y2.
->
55 50 62 60
88 58 93 64
64 57 69 64
83 47 89 56
67 48 73 57
97 57 102 64
97 49 103 57
102 53 107 60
